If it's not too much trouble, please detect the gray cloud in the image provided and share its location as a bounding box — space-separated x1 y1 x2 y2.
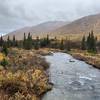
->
0 0 100 33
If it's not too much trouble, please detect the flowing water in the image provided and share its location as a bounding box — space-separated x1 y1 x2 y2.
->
43 52 100 100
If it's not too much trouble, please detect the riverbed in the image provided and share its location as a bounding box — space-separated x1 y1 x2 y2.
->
42 52 100 100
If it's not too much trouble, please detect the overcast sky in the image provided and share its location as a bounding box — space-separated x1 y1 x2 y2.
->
0 0 100 33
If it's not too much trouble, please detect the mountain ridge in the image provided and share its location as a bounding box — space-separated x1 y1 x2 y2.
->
4 13 100 40
4 21 67 40
52 13 100 35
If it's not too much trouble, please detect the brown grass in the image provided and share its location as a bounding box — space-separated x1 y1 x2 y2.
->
0 48 52 100
70 49 100 69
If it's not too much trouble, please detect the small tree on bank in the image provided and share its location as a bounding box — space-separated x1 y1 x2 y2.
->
23 33 33 50
81 36 86 50
34 36 40 50
7 36 11 48
12 35 17 47
86 31 97 53
65 37 71 51
81 31 97 53
0 36 4 47
2 43 8 56
60 39 64 50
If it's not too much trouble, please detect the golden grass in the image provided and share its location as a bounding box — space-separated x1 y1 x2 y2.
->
0 53 5 61
70 49 100 69
0 48 51 100
33 33 100 41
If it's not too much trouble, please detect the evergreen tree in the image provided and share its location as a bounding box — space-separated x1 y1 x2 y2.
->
90 31 97 52
12 35 17 47
86 32 91 50
40 38 47 47
1 58 8 69
13 35 18 47
0 36 4 47
65 37 71 51
2 43 8 56
23 33 33 50
81 36 86 50
60 39 64 50
7 36 11 48
34 36 40 50
23 33 26 49
46 34 50 46
27 32 33 49
86 31 97 53
67 38 71 51
53 36 58 49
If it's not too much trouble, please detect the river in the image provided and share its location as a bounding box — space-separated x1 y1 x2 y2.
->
43 52 100 100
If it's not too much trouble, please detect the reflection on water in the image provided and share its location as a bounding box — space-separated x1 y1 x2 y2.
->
42 53 100 100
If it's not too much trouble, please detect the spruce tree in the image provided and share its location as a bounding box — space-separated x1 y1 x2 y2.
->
53 36 58 49
40 38 47 47
34 36 40 50
81 36 86 50
86 31 97 53
87 32 91 50
65 37 71 51
46 34 50 45
7 36 11 48
23 33 26 49
2 43 8 56
12 35 17 47
0 36 4 47
24 33 33 50
60 39 64 50
90 31 97 52
27 33 33 49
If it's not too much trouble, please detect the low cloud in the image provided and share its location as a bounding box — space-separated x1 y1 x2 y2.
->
0 0 100 33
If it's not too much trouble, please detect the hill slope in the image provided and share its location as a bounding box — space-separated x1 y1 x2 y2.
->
53 13 100 35
4 21 67 40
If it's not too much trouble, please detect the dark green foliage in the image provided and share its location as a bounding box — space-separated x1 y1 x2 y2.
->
12 35 17 47
40 38 47 47
46 35 50 45
81 36 86 50
0 30 97 53
86 32 91 49
34 36 40 50
64 37 71 51
67 41 71 51
54 37 58 49
40 35 50 48
23 33 26 48
1 59 8 68
0 36 4 47
81 31 97 53
7 36 11 48
60 39 64 50
2 43 8 56
27 33 33 49
23 33 33 50
86 31 97 53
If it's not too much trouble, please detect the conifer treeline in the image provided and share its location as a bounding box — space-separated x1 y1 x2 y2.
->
0 30 98 53
0 32 71 52
81 31 97 53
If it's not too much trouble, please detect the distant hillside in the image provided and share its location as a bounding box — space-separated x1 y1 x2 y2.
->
4 21 67 40
52 13 100 35
4 13 100 40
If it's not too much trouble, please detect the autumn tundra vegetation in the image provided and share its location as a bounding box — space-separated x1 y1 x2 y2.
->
0 30 99 100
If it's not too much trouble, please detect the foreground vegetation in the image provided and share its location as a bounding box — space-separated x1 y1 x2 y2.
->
0 48 52 100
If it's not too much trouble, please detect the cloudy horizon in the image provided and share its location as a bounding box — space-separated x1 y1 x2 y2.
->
0 0 100 34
